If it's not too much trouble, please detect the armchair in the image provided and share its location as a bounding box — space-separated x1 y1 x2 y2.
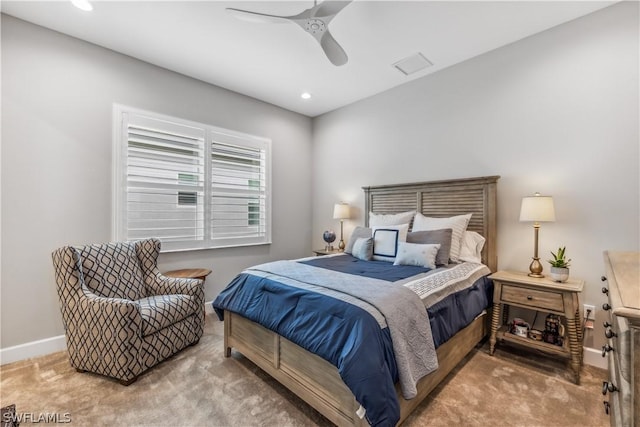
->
51 238 204 385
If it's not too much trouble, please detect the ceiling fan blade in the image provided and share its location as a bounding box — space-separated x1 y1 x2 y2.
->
226 8 290 24
320 30 348 66
314 1 353 18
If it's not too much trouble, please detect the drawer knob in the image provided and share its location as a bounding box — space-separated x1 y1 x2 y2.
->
526 295 533 300
603 401 610 415
602 303 611 311
605 328 617 339
601 276 607 282
601 286 609 295
601 344 614 357
604 321 611 328
602 381 618 395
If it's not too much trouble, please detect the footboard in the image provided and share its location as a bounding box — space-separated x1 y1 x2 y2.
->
224 309 488 426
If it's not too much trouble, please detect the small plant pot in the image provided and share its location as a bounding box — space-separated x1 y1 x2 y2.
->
549 267 570 282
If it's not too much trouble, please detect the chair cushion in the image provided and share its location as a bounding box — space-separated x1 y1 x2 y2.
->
75 242 146 301
138 294 197 337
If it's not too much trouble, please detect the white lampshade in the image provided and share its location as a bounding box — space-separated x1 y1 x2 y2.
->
333 203 350 220
519 193 556 222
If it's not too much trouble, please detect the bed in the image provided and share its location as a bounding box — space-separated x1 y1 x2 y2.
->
214 175 499 426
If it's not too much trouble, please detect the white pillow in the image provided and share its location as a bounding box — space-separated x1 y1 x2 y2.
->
412 213 472 262
458 231 485 263
371 224 409 262
369 211 415 227
394 242 441 269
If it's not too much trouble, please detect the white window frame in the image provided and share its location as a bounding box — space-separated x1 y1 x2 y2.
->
112 104 272 252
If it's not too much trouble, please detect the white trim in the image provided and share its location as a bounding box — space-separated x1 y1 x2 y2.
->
0 335 67 366
0 323 609 370
1 302 216 365
205 300 215 315
583 346 608 369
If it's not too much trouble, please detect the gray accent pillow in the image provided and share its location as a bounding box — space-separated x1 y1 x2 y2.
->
352 237 373 261
406 228 453 266
345 226 372 254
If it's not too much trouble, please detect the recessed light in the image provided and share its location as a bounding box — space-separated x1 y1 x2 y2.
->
300 92 312 100
71 0 93 12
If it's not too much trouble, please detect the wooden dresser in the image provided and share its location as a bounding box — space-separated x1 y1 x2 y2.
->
602 251 640 426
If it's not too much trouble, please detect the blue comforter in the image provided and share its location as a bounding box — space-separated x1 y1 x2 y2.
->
213 272 400 426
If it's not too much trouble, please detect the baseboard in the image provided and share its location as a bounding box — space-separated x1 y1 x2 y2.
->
1 304 609 372
1 302 217 366
0 334 67 366
205 300 215 315
583 346 607 370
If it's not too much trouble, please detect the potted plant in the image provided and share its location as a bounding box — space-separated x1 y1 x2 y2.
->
548 246 571 282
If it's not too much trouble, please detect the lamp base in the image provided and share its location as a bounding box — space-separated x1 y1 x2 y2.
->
528 257 544 278
338 239 345 251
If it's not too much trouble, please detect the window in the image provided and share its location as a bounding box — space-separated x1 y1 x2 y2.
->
113 105 271 251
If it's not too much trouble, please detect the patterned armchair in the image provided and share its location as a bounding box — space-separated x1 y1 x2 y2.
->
51 238 204 385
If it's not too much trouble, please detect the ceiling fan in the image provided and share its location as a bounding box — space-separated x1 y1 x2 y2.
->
226 1 353 66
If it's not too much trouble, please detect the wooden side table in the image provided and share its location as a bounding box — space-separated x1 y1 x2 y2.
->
313 248 342 256
488 270 584 384
163 268 212 282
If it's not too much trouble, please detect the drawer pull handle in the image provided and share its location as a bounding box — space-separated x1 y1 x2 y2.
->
605 328 617 339
602 303 611 311
526 295 533 300
601 286 608 295
601 276 607 282
601 344 614 357
603 401 610 415
602 381 618 395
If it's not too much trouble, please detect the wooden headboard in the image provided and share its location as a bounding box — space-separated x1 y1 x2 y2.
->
363 175 499 272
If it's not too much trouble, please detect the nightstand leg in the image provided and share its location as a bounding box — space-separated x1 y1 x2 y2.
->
566 315 582 384
490 302 501 355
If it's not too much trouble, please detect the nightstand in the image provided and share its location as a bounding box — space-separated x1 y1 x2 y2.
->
488 270 585 384
313 248 342 256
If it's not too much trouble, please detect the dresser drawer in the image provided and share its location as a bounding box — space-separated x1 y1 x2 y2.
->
501 284 565 312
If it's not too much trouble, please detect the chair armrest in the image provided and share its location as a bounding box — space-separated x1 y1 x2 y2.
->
147 273 203 299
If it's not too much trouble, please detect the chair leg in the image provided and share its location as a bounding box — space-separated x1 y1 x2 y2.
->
119 377 137 386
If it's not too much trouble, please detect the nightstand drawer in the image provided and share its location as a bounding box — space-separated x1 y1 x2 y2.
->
501 284 564 312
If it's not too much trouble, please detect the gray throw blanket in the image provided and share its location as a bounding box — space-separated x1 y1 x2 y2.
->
248 260 438 399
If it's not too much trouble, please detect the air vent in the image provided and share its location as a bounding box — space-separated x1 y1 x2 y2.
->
393 53 433 76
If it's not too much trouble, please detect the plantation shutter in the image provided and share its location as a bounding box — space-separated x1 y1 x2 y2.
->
121 112 206 251
210 132 269 246
114 105 271 251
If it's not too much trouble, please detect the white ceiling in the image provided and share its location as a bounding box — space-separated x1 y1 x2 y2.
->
1 1 615 117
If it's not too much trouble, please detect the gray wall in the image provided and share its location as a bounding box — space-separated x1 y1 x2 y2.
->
1 15 313 348
312 2 639 351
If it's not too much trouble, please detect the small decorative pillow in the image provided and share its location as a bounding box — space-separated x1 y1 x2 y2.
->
393 242 441 269
458 231 486 263
411 213 472 262
406 228 453 266
351 237 373 261
371 224 409 262
369 211 416 227
345 226 373 254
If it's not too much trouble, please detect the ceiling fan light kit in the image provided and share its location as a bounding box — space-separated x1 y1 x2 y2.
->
226 1 352 66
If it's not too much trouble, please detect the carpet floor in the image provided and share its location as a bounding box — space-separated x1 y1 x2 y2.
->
0 314 609 426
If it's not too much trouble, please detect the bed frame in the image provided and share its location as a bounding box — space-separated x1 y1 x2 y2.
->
223 175 499 426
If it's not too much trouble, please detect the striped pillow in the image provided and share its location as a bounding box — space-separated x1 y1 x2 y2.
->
411 213 472 262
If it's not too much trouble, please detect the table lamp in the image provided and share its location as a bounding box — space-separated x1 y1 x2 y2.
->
333 202 350 251
519 192 555 277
